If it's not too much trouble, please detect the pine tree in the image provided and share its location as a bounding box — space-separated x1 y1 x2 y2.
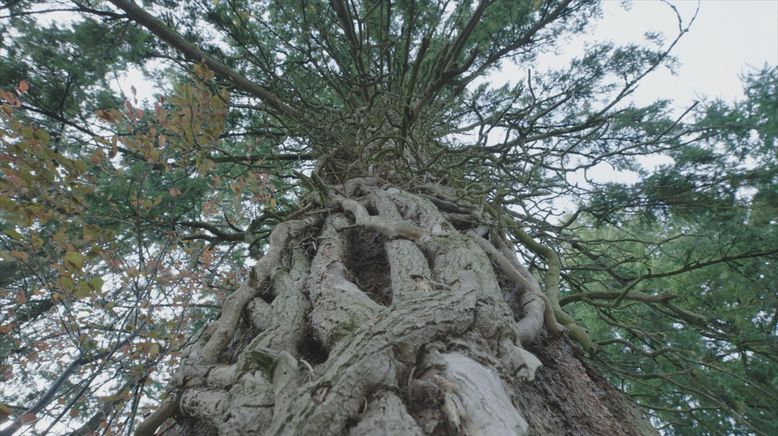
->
0 1 774 434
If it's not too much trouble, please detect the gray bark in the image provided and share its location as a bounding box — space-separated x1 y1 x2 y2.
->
137 178 656 436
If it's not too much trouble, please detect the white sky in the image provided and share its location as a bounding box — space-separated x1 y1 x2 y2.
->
496 0 778 106
542 0 778 190
599 0 778 106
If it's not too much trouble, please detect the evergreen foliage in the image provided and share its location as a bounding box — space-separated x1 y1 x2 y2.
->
0 1 774 434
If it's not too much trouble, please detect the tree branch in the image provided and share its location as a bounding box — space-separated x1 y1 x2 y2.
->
105 0 301 120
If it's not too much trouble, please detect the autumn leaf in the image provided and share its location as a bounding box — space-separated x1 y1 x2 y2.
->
110 136 119 158
72 283 93 300
89 149 105 165
200 248 214 266
10 251 29 262
96 109 117 123
0 403 12 424
88 277 104 292
64 251 85 271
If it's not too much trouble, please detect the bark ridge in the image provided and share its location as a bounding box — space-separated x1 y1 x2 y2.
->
136 178 655 436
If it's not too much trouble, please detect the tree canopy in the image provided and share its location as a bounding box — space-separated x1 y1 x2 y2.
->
0 0 775 434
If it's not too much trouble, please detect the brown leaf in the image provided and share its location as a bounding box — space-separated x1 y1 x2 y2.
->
96 109 117 123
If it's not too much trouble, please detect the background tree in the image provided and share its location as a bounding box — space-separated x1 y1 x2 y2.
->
564 67 778 435
0 0 774 434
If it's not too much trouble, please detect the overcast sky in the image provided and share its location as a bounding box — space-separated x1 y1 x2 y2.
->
526 0 778 203
488 1 777 104
596 0 777 106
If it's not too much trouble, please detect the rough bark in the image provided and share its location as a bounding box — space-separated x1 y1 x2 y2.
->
138 178 656 436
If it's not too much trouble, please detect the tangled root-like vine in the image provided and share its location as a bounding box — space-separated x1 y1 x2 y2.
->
137 177 588 436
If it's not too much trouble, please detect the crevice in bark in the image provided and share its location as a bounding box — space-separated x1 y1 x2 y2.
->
344 227 392 306
297 323 329 366
224 317 256 364
171 413 218 436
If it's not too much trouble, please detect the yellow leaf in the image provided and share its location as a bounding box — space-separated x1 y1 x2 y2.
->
64 251 84 271
96 109 116 123
33 129 49 145
4 229 23 240
73 160 88 174
31 234 43 249
0 197 15 211
90 149 104 165
72 283 92 299
110 136 119 158
88 277 104 292
57 275 74 290
0 403 12 423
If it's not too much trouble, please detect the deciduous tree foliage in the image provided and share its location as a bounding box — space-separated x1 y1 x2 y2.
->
0 0 774 434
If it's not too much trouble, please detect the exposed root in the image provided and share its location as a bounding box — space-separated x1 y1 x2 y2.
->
334 194 424 241
199 216 320 365
150 179 601 435
420 351 530 435
495 214 595 352
308 214 381 348
134 396 177 436
349 392 423 436
268 274 480 435
136 217 319 436
385 239 433 302
467 231 565 344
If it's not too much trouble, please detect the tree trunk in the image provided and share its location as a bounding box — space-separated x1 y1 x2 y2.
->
137 178 656 436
